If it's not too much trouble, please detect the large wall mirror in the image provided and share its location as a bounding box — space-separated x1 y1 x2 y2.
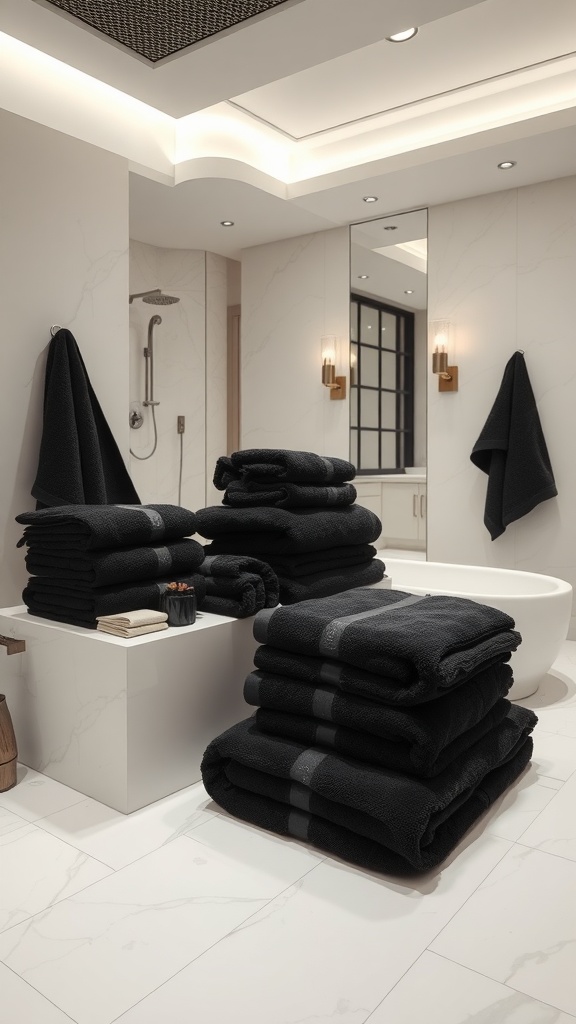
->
350 209 428 553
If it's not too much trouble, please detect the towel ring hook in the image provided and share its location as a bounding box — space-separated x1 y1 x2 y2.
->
50 324 63 338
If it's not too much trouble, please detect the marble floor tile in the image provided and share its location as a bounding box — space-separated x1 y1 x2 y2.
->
189 811 324 880
519 772 576 862
366 951 576 1024
34 781 216 870
114 833 512 1024
0 765 85 822
482 766 558 842
0 962 76 1024
0 816 112 934
531 731 576 782
430 845 576 1016
0 835 278 1024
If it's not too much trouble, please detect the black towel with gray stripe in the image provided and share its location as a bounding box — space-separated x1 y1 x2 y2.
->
214 450 356 490
276 559 385 604
197 554 279 618
253 588 521 690
24 538 205 587
201 706 536 874
222 480 357 509
263 545 378 578
16 504 197 552
23 573 206 628
198 504 381 555
244 662 513 776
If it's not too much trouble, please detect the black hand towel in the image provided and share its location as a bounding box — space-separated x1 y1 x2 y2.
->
470 351 557 539
16 504 197 552
25 538 205 587
197 554 279 607
276 559 385 604
32 329 140 507
263 545 378 577
253 588 521 689
197 504 381 555
244 662 513 776
197 554 279 618
23 573 206 628
214 450 356 489
223 480 357 509
253 646 514 706
201 708 536 875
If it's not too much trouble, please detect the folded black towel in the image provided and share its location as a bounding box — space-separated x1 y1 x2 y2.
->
198 505 381 555
197 554 279 618
264 545 378 578
16 504 197 552
23 573 206 629
32 329 140 507
245 661 513 776
202 707 536 874
253 588 521 689
223 480 357 509
277 559 385 604
25 538 205 587
470 351 557 540
214 450 356 490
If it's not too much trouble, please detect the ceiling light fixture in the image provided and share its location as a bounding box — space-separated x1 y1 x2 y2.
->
497 161 516 170
383 225 398 231
220 220 235 226
404 289 414 295
358 274 369 279
386 27 418 42
363 196 379 203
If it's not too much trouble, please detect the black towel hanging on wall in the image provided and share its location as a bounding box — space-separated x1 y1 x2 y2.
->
470 351 557 540
31 328 140 508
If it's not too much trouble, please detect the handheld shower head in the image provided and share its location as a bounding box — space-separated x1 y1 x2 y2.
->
129 289 180 305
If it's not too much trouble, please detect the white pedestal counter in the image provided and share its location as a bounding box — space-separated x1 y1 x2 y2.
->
0 607 259 813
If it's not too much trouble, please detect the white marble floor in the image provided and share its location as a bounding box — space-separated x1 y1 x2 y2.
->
2 644 576 1024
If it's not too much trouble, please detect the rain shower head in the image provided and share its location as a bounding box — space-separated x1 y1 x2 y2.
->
129 289 180 305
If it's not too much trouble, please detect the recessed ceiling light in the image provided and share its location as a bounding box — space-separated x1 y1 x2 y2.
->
358 274 369 279
386 27 418 42
383 225 398 231
220 220 235 226
404 289 414 295
363 196 379 203
497 161 516 170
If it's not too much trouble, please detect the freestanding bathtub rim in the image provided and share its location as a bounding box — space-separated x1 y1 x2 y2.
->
381 558 572 603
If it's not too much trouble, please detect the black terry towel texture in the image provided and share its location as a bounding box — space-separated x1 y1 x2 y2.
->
25 538 205 587
254 646 514 707
16 504 197 552
23 573 206 629
214 449 356 490
222 479 357 509
198 505 381 555
198 554 279 618
470 351 557 540
244 662 513 776
277 559 385 605
263 544 378 578
32 329 140 507
201 707 536 875
253 588 521 690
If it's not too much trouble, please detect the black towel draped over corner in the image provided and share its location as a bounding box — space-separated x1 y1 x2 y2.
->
32 329 140 507
470 351 557 540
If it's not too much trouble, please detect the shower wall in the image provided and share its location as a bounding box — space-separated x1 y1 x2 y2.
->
128 241 228 513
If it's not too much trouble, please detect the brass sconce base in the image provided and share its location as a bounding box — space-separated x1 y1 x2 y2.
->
438 366 458 392
329 376 347 400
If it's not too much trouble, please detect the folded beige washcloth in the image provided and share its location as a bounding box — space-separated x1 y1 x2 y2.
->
97 621 169 638
96 609 168 628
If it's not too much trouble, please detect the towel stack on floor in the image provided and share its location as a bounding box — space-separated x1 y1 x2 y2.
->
197 449 385 604
202 587 537 875
15 504 206 629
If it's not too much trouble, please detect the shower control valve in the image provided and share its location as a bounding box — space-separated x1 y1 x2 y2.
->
129 408 144 429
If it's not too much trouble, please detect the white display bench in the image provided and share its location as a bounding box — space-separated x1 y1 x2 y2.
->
0 606 259 813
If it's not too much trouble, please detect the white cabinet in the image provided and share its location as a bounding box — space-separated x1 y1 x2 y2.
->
354 481 383 522
355 476 426 549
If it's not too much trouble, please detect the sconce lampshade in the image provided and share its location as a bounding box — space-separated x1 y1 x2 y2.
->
429 319 458 392
321 335 346 399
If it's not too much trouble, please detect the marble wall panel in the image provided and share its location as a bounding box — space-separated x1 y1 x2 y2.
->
205 252 228 506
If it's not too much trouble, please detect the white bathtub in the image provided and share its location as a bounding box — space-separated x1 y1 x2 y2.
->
381 558 573 700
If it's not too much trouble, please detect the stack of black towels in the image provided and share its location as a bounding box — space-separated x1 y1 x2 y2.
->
16 504 207 628
196 449 385 604
202 587 537 875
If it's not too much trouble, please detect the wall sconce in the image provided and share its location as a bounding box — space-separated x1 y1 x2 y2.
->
321 336 347 400
430 320 458 392
350 349 357 387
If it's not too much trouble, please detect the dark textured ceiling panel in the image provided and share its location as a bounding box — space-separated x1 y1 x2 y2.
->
42 0 294 63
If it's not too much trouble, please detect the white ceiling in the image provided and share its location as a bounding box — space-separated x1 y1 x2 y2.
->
2 0 576 258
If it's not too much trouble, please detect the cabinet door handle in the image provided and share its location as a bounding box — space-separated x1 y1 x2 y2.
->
420 494 426 519
413 493 418 517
